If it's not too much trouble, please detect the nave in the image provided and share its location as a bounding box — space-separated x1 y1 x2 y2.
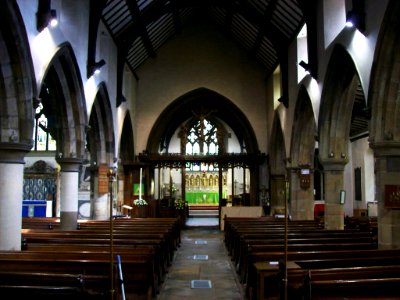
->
157 218 244 300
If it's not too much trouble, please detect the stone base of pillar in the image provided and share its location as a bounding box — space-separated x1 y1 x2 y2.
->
324 203 344 229
60 211 78 230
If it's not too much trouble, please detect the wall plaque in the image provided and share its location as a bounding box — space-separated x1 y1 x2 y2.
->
384 185 400 208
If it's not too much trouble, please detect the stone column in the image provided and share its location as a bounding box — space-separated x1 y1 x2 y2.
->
289 168 315 220
93 164 110 220
321 161 346 229
0 143 31 250
270 174 286 215
57 158 81 230
371 145 400 248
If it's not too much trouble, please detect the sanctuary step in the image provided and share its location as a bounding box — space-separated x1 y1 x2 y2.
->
189 208 219 218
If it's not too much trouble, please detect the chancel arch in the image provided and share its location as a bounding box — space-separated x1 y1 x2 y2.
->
141 87 264 210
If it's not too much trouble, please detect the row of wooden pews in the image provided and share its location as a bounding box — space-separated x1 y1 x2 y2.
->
0 217 181 300
224 216 400 300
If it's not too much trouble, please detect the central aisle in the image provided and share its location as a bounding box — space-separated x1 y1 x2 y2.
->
156 222 245 299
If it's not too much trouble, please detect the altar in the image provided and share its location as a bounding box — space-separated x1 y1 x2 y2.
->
185 191 224 205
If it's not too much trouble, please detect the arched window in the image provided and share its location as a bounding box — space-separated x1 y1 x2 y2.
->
185 118 218 155
184 118 220 172
32 102 56 151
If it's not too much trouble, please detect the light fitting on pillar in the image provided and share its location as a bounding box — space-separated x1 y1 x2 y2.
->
36 0 58 32
329 151 334 158
345 0 365 32
49 9 58 27
87 59 106 78
299 60 310 73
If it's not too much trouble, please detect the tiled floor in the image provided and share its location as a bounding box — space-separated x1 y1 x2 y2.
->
156 217 245 299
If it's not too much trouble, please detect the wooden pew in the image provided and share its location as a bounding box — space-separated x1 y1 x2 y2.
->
252 258 400 300
0 270 109 299
18 217 181 298
0 251 156 299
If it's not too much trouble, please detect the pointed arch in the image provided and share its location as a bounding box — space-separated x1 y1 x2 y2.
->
119 112 134 164
87 82 115 165
39 43 87 159
269 113 287 175
318 44 361 162
291 85 317 168
0 0 36 148
369 0 400 149
147 87 259 154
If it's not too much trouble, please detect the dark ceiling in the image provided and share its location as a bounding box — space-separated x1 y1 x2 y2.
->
88 0 368 141
100 0 305 78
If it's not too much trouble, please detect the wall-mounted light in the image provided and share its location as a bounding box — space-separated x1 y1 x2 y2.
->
87 59 106 78
49 9 58 27
36 0 58 32
345 0 365 32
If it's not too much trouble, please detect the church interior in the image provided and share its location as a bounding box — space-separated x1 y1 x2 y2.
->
1 0 400 299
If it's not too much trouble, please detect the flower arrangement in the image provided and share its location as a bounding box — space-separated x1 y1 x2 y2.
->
174 198 185 210
133 198 148 206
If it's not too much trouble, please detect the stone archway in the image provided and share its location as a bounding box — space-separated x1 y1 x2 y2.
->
39 43 88 229
119 112 135 213
318 44 364 229
269 113 287 216
86 82 115 220
368 0 400 247
144 87 262 208
0 1 36 250
290 85 317 220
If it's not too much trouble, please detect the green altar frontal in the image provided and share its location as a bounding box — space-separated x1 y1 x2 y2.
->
185 191 223 205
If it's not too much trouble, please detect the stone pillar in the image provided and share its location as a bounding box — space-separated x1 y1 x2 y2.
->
57 158 81 230
117 164 125 213
289 168 315 220
321 161 346 230
270 174 286 215
371 148 400 248
0 143 31 250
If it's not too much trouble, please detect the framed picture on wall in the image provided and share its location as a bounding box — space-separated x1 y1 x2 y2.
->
384 185 400 208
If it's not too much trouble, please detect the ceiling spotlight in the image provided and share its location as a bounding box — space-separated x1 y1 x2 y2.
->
50 9 58 27
345 0 365 32
36 1 58 32
88 59 106 77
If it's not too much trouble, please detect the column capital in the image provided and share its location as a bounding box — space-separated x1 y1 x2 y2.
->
0 142 32 164
369 141 400 156
56 157 82 172
319 159 347 171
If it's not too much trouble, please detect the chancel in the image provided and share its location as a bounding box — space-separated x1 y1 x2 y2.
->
1 0 400 299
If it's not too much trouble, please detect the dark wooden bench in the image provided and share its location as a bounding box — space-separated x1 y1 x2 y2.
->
252 255 400 300
0 250 156 299
18 217 182 298
0 270 109 299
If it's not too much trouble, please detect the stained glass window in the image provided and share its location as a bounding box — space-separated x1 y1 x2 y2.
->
32 102 56 151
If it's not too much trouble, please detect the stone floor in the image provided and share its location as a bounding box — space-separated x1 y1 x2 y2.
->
155 217 245 300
